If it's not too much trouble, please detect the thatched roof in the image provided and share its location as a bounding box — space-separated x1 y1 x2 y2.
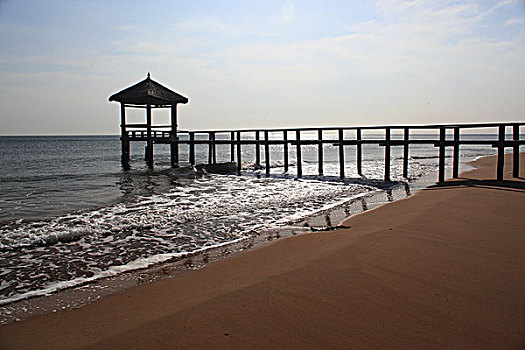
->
109 73 189 105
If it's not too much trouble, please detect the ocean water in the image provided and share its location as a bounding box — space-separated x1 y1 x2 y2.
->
0 132 501 307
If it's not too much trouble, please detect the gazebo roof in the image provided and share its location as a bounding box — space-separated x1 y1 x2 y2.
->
109 73 189 105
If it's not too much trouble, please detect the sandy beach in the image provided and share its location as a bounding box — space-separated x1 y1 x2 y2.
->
1 153 524 349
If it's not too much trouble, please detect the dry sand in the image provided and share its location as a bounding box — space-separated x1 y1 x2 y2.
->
1 153 524 349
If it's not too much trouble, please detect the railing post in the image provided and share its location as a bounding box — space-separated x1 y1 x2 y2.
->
438 127 445 183
255 131 261 168
296 130 302 177
170 104 179 167
264 130 270 175
513 124 520 178
403 127 409 178
230 131 235 162
318 129 324 176
453 127 460 178
384 127 391 182
339 128 345 179
212 132 217 164
283 131 289 173
356 128 362 175
189 132 195 166
208 132 213 165
497 125 505 181
237 131 242 175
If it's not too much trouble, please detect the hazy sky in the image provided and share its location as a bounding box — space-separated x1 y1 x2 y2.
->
0 0 524 135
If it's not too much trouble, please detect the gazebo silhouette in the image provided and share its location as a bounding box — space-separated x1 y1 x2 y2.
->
109 73 188 169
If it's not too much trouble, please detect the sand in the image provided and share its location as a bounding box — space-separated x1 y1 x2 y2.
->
1 153 524 349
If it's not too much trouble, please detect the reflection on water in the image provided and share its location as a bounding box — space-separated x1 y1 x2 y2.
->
361 197 368 212
296 178 424 230
324 214 332 227
404 182 411 196
386 189 394 202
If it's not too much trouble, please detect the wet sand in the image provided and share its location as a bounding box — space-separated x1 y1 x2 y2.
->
1 153 524 349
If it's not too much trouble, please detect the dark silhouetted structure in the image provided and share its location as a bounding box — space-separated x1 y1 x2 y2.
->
109 78 522 182
109 73 188 169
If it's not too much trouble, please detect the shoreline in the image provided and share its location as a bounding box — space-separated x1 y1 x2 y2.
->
1 153 524 348
0 154 449 324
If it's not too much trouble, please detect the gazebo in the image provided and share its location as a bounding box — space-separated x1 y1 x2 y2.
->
109 73 189 169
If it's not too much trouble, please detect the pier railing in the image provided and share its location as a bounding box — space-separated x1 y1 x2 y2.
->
121 122 524 182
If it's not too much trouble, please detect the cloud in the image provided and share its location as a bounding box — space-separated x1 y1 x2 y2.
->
172 17 243 37
105 0 525 126
1 0 524 133
504 17 525 26
281 2 295 21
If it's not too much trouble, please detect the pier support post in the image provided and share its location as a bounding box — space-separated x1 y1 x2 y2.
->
120 103 130 170
384 127 391 182
170 141 178 167
208 133 212 164
438 127 445 183
453 127 460 178
339 128 345 179
146 102 153 169
283 131 289 173
356 128 362 176
513 124 520 178
296 130 302 177
122 138 130 170
212 132 217 164
264 130 270 175
237 131 242 175
497 125 505 181
170 104 179 167
208 132 216 164
403 127 409 178
255 131 261 168
189 132 195 166
318 129 324 176
230 131 235 162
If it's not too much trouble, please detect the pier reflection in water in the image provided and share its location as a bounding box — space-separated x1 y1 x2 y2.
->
296 177 419 230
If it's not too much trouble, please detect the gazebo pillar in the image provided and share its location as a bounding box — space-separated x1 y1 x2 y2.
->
170 104 179 167
146 101 153 168
120 103 130 170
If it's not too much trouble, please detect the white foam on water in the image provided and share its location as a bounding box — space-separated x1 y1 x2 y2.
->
0 238 244 306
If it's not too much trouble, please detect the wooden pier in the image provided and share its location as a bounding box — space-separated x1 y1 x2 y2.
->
110 76 523 183
124 123 524 183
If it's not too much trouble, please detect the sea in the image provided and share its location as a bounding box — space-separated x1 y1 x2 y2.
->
0 131 504 321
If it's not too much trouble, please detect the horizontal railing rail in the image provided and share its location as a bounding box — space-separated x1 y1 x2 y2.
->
177 121 525 134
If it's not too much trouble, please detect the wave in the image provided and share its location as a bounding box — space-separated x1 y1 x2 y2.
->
0 172 117 184
410 155 452 160
0 239 244 306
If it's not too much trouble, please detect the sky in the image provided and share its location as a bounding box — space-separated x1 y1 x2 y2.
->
0 0 524 135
